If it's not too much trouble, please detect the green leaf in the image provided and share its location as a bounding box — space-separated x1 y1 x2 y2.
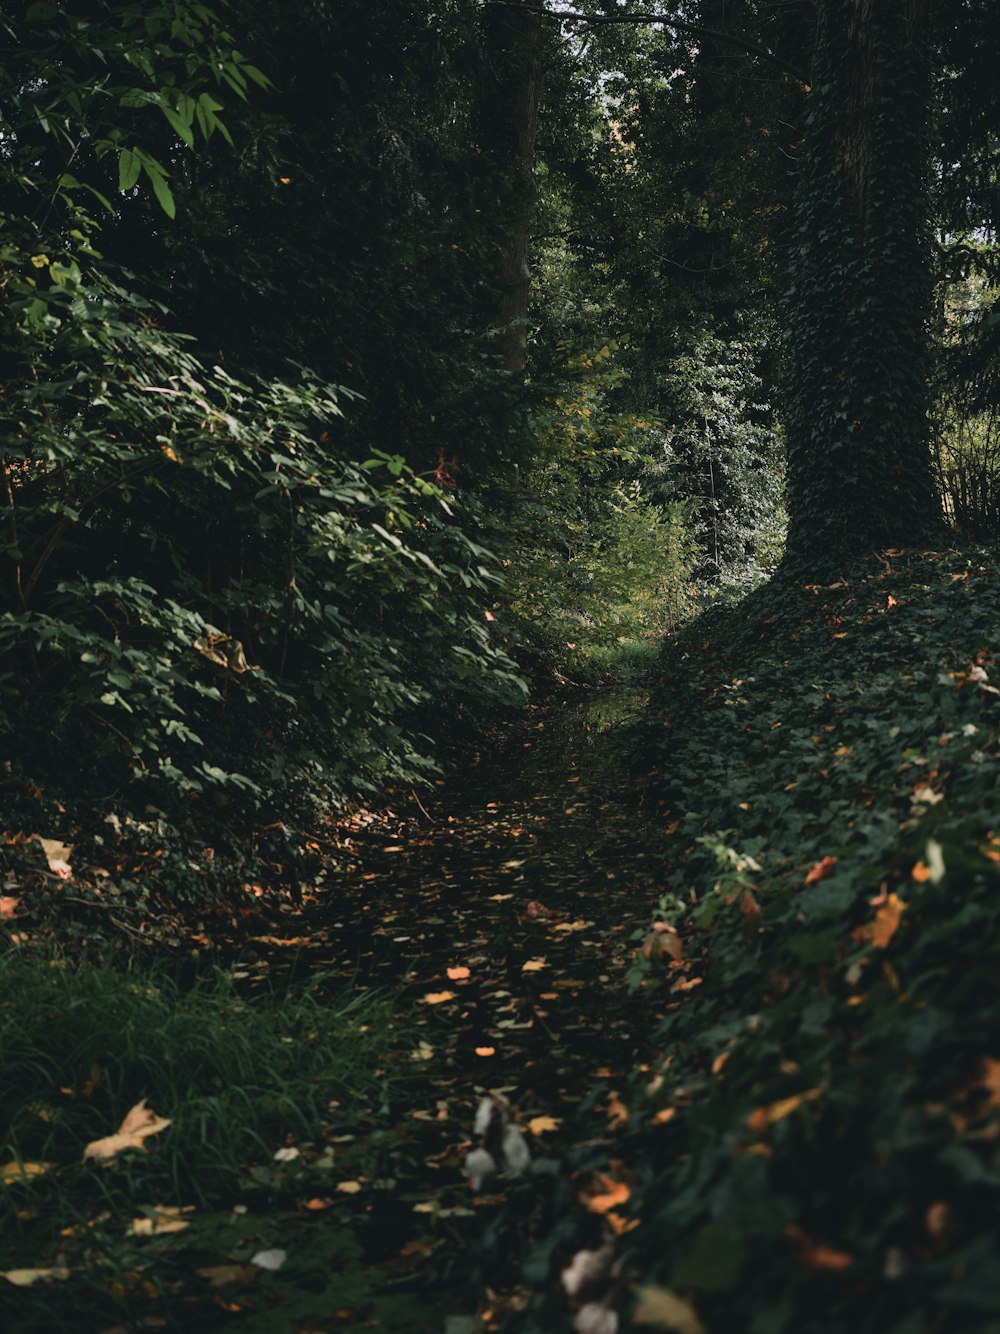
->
144 164 176 219
161 104 195 150
118 149 141 192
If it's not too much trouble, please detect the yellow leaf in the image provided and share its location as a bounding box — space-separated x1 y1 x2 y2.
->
1 1161 51 1184
420 991 456 1005
127 1205 194 1236
747 1087 821 1132
853 892 907 949
527 1115 561 1135
336 1180 362 1194
633 1285 705 1333
83 1099 171 1163
2 1267 69 1286
521 959 546 972
195 1264 257 1287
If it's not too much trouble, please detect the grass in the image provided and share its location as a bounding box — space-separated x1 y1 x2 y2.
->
0 949 411 1332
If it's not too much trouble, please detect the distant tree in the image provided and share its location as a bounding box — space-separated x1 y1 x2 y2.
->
783 0 942 568
478 0 545 374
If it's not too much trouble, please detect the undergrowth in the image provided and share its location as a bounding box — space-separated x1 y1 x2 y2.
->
513 547 1000 1333
0 952 420 1332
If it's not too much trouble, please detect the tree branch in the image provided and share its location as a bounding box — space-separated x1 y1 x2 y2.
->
534 4 809 86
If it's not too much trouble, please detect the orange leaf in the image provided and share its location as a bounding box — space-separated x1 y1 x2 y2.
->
528 1115 561 1134
854 892 907 949
980 1057 1000 1108
474 1046 496 1057
804 855 837 887
582 1179 630 1215
605 1092 629 1129
446 966 470 981
912 861 931 882
784 1223 853 1271
420 991 456 1005
747 1087 820 1132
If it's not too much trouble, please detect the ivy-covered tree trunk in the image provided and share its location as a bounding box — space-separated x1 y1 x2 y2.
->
783 0 942 567
478 0 543 374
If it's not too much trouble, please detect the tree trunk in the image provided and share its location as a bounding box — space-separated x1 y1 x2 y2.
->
478 0 543 375
783 0 941 569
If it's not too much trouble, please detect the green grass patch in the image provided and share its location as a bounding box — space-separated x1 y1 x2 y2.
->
0 951 417 1331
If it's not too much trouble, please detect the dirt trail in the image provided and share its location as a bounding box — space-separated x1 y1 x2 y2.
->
242 688 669 1314
319 689 664 1089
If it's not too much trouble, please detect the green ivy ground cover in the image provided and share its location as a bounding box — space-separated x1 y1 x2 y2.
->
629 546 1000 1333
515 548 1000 1334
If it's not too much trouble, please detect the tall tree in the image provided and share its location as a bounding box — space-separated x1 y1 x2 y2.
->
478 0 544 374
783 0 942 567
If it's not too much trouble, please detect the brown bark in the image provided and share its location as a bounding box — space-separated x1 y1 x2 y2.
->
478 0 543 374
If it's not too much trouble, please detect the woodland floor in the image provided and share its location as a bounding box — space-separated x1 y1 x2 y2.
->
2 685 669 1332
270 686 664 1325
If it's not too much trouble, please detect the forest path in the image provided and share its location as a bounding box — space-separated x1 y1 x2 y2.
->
324 687 662 1090
257 687 672 1304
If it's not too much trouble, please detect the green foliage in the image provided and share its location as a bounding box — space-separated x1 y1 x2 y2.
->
0 1 526 897
498 346 698 683
647 330 785 581
607 549 1000 1333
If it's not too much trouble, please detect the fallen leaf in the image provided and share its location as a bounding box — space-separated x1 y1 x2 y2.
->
336 1180 363 1194
0 896 20 919
784 1223 853 1271
574 1302 618 1334
747 1087 820 1132
853 892 906 949
302 1197 330 1211
979 1057 1000 1109
36 837 72 872
633 1285 705 1333
250 1248 287 1271
196 1264 258 1287
804 855 837 887
127 1205 194 1236
83 1099 171 1163
447 966 471 980
561 1242 614 1298
528 1115 561 1134
273 1146 300 1162
1 1267 70 1286
605 1092 629 1129
475 1046 496 1057
421 991 456 1005
580 1174 630 1215
521 959 546 972
1 1161 51 1184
